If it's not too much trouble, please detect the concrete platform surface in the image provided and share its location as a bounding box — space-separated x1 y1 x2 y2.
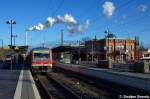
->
90 68 150 80
0 69 41 99
87 68 150 92
13 70 41 99
0 70 20 99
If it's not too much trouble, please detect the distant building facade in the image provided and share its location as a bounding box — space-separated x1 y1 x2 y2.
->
85 38 139 63
139 49 150 59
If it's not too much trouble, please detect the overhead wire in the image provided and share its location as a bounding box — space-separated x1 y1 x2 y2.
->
45 0 65 45
51 0 64 16
40 0 64 17
91 0 137 34
78 0 103 20
43 0 53 17
91 0 134 24
109 10 150 34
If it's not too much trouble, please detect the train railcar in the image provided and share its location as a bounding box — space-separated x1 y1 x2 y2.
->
26 47 53 72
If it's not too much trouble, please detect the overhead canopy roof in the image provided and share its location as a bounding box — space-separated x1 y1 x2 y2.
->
52 46 76 53
32 47 49 51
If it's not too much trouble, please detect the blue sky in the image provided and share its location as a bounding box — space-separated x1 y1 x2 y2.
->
0 0 150 47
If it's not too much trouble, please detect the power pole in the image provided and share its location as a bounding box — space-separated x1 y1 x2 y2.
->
25 31 28 46
0 39 3 49
12 34 17 46
61 29 64 46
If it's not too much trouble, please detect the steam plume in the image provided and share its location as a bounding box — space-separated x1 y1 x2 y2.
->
26 14 89 33
68 20 90 33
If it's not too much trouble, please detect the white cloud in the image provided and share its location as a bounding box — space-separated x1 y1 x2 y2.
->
102 1 115 17
138 4 148 12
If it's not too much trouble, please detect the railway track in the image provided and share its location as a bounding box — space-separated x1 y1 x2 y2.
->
36 73 80 99
47 72 110 99
54 67 150 95
34 66 149 99
35 72 112 99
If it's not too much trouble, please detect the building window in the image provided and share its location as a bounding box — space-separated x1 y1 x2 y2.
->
127 45 134 51
116 44 124 50
109 45 113 51
131 45 134 50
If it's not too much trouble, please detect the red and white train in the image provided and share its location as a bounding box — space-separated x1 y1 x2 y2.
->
26 47 53 72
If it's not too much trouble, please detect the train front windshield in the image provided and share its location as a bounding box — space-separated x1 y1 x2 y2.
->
33 50 50 61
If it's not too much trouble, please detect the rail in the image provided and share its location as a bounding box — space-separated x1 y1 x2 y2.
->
36 73 80 99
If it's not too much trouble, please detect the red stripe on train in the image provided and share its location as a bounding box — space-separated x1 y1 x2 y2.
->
32 61 53 64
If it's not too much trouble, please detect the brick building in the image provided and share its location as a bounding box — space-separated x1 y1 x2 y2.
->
85 38 139 63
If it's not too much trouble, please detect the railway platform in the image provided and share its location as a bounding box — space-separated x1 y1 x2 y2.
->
0 69 41 99
54 63 150 93
84 67 150 93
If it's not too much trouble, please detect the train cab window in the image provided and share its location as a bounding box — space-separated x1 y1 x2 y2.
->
33 51 50 61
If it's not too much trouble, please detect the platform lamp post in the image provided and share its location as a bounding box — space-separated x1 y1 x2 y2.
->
104 30 109 61
6 19 16 48
6 19 16 70
105 30 111 68
104 30 116 68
